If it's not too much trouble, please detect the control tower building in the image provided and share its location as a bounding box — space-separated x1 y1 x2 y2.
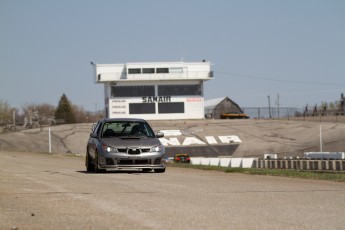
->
92 61 213 120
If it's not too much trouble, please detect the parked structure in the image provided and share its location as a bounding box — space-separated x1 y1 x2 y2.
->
92 61 213 120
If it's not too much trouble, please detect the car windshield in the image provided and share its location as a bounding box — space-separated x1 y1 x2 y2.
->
101 121 155 138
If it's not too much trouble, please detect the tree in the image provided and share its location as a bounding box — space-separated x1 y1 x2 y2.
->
72 104 89 123
55 94 75 123
0 100 14 125
329 102 335 110
21 102 56 126
22 103 55 117
72 104 104 123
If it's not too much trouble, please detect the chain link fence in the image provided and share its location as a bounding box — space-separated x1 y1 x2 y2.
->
242 107 345 123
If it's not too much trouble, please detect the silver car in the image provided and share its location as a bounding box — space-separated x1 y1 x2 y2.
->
85 118 166 173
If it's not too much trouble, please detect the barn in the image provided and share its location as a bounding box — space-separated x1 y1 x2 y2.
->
204 97 245 119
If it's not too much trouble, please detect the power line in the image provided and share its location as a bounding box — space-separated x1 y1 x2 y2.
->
215 71 345 86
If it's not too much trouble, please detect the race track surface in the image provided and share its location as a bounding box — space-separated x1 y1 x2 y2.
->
1 151 345 230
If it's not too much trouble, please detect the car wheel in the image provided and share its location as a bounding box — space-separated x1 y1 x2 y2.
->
94 151 106 173
154 168 166 173
85 150 94 172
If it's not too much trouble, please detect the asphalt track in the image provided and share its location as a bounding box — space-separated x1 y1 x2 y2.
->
1 151 345 230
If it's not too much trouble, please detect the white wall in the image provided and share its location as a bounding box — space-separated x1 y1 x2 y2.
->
108 97 204 120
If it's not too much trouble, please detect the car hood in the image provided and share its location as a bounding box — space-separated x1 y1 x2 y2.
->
100 137 162 148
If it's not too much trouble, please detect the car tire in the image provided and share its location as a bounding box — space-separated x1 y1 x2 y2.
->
94 151 106 173
85 150 94 172
154 168 166 173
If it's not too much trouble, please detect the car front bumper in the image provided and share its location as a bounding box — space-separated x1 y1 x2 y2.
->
98 151 166 170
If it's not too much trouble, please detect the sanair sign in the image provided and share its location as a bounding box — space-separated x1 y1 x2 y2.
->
159 130 242 146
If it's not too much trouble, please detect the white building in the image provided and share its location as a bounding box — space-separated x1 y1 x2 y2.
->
92 61 213 120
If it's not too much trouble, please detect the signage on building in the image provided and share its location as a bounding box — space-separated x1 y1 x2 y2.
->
111 99 127 114
142 96 171 103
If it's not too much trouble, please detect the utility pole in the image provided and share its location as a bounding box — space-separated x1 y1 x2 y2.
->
12 109 16 126
340 93 344 115
268 95 272 118
320 125 323 152
276 94 280 118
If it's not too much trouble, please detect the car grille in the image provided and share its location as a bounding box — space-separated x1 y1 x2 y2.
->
141 148 150 153
117 148 127 153
128 148 140 154
118 159 150 165
116 148 151 154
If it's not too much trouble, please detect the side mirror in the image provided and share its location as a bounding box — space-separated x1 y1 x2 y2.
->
91 123 97 132
90 133 98 138
156 132 164 138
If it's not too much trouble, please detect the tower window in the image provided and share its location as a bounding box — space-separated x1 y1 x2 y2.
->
128 68 141 74
156 68 169 73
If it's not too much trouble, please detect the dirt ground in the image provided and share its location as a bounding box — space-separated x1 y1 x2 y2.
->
1 119 344 158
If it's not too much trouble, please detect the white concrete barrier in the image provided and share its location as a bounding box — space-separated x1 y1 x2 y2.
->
200 158 210 166
219 158 231 167
190 157 203 165
242 158 258 168
230 158 242 168
209 158 220 166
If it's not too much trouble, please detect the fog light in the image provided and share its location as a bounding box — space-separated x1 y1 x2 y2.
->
154 158 161 164
106 158 114 165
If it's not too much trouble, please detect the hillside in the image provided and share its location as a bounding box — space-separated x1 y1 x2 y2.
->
1 119 344 158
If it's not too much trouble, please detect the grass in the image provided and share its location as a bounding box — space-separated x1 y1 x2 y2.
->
168 163 345 182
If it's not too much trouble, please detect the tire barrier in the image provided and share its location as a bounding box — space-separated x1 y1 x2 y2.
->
253 159 345 171
304 152 345 160
190 157 345 171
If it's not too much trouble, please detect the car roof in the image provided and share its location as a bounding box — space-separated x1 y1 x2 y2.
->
99 118 147 123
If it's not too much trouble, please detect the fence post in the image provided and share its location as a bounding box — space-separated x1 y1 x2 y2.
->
48 128 52 153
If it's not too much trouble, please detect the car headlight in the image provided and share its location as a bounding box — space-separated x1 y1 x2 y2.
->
151 144 163 152
102 144 117 153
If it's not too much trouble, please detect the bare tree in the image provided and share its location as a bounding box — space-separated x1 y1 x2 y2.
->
71 104 103 123
22 103 55 117
72 104 88 123
0 100 14 125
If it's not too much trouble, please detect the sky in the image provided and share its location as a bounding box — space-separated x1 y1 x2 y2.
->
1 0 344 113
